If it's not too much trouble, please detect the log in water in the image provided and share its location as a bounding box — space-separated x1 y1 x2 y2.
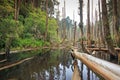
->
73 49 120 80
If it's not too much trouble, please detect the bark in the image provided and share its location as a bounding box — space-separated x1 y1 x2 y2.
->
113 0 120 47
72 60 81 80
14 0 17 20
98 0 105 46
73 22 77 46
101 0 116 56
79 0 89 53
87 0 91 47
5 38 12 60
95 9 99 47
44 0 48 41
91 0 94 40
14 0 21 20
0 57 33 71
72 49 120 80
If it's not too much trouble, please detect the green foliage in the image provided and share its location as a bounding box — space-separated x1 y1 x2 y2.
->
0 18 23 37
48 18 58 41
13 38 44 48
0 0 59 51
23 9 46 39
0 0 14 18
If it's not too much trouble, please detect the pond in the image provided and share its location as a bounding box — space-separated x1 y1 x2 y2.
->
0 49 104 80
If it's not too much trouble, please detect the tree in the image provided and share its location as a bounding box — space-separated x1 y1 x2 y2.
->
101 0 116 56
44 0 48 41
113 0 120 47
98 0 105 46
79 0 89 53
87 0 91 47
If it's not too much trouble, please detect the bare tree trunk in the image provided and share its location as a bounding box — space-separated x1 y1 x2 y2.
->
91 0 94 40
17 0 21 19
14 0 17 20
95 9 100 48
44 0 48 41
14 0 21 20
101 0 116 56
113 0 120 47
31 0 34 8
73 22 77 46
98 0 105 47
87 0 91 47
79 0 89 53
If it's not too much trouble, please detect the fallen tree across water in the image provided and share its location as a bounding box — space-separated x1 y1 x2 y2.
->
72 49 120 80
0 57 33 71
72 60 81 80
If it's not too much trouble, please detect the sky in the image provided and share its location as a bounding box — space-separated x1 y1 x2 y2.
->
58 0 99 25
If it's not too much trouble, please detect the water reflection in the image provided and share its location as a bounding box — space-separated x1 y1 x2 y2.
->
0 49 104 80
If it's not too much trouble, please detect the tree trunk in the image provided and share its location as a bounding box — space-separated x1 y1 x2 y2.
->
72 49 120 80
91 0 94 40
95 9 100 47
14 0 21 20
73 22 77 46
44 0 48 41
87 0 91 47
79 0 89 53
5 38 12 60
101 0 116 56
14 0 17 20
98 0 105 47
113 0 120 47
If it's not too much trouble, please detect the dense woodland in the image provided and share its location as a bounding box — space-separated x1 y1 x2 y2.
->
79 0 120 56
0 0 120 80
0 0 120 62
0 0 60 59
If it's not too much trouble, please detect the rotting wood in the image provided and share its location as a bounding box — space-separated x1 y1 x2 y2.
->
0 57 33 71
72 49 120 80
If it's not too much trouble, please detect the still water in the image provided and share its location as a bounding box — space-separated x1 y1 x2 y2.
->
0 49 104 80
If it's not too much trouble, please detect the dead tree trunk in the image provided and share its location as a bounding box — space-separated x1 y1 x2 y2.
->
79 0 89 53
73 22 77 46
72 49 120 80
101 0 116 56
91 0 94 40
98 0 105 47
87 0 91 47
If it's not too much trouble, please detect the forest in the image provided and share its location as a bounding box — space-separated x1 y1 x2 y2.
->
0 0 120 80
0 0 60 59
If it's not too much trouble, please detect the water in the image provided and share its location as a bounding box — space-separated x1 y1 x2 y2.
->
0 49 104 80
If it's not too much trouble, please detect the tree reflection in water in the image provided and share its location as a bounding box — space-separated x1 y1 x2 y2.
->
0 49 104 80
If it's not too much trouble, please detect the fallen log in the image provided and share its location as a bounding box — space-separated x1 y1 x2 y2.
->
0 57 33 71
72 60 81 80
73 49 120 80
87 47 120 51
0 59 7 63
